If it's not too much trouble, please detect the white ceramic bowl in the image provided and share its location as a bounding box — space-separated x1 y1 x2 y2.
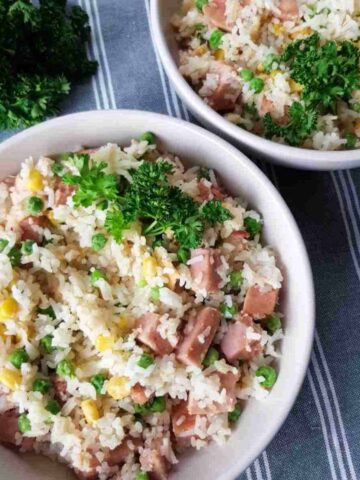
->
151 0 360 171
0 110 314 480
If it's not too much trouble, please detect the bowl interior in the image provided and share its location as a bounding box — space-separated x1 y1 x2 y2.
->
0 110 314 480
152 0 360 170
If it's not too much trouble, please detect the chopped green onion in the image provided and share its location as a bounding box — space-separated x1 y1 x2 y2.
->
203 347 219 367
228 403 242 423
56 359 75 378
256 365 277 388
228 270 243 289
0 238 9 252
91 233 107 252
220 302 237 319
137 354 155 369
18 414 31 433
21 239 35 255
150 287 160 302
266 314 282 334
45 400 61 415
209 29 224 50
240 69 254 81
9 348 29 369
249 77 265 93
177 248 190 264
139 131 156 144
135 472 149 480
8 246 22 267
38 306 56 319
27 196 44 215
90 269 106 284
244 216 262 239
196 0 208 11
91 373 106 394
244 103 258 115
134 396 166 415
40 334 55 353
51 163 64 176
197 167 211 180
97 200 109 211
345 132 357 149
352 102 360 113
32 378 51 394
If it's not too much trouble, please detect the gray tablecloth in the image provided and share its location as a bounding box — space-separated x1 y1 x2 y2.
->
1 1 359 479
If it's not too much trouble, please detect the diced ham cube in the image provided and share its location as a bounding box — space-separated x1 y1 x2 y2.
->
19 215 46 243
54 178 75 206
188 370 240 415
190 248 222 293
171 401 197 439
176 307 220 367
221 314 262 361
198 178 224 201
137 313 175 356
0 409 34 452
200 62 241 112
203 0 232 32
107 437 143 466
74 455 99 480
139 439 170 480
243 286 278 317
130 383 149 405
277 0 299 20
51 374 69 405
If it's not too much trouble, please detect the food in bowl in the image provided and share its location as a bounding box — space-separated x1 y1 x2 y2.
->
0 133 283 479
172 0 360 150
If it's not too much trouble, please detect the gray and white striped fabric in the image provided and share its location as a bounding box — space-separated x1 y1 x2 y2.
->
1 2 360 479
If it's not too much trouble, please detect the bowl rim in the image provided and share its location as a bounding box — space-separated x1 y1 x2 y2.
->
150 0 360 171
0 109 315 479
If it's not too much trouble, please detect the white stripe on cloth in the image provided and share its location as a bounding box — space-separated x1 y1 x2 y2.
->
307 369 338 480
262 451 272 480
254 458 265 480
268 165 356 480
246 467 254 480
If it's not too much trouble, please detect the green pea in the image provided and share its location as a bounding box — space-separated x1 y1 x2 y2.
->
90 269 106 284
45 400 61 415
249 77 265 93
137 279 147 288
137 354 155 369
56 359 75 378
228 270 243 289
244 216 262 239
203 347 219 367
256 365 277 388
209 29 224 50
90 373 106 394
345 133 357 149
40 334 55 353
240 69 254 81
0 238 9 252
9 348 29 369
228 403 242 423
18 414 31 433
27 196 44 215
21 239 35 255
150 286 160 302
139 131 156 145
266 314 282 334
135 472 149 480
220 302 237 319
91 233 107 252
38 306 56 319
149 396 166 413
196 0 208 11
32 378 51 394
8 246 22 267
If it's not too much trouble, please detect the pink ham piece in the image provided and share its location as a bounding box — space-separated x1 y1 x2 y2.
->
137 313 175 356
277 0 299 20
139 439 170 480
198 178 224 201
190 248 222 293
176 307 220 367
130 383 149 405
107 437 143 466
51 374 69 405
0 409 34 452
243 286 278 317
171 401 197 439
221 314 262 361
201 61 241 112
188 370 240 415
54 179 75 206
19 215 46 243
74 455 100 480
203 0 232 32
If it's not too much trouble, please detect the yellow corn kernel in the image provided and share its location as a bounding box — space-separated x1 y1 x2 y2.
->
194 44 208 56
256 64 264 73
27 169 43 192
9 271 18 289
270 69 281 79
95 335 114 352
0 298 19 321
290 27 312 39
166 272 179 290
214 48 225 61
289 79 304 93
81 399 100 424
46 210 59 225
142 256 158 279
117 314 131 334
0 324 6 340
107 376 130 400
272 23 283 36
225 113 242 125
0 368 21 390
